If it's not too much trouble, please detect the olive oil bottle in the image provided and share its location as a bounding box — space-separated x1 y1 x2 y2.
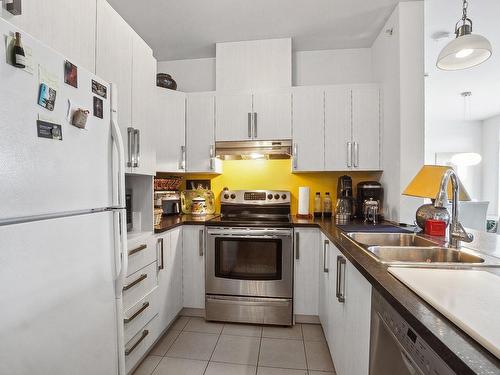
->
12 32 26 69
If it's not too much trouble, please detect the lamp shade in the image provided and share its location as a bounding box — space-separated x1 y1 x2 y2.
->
437 33 492 71
403 165 471 201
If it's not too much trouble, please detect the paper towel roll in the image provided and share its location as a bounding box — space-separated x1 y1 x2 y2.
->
298 187 310 216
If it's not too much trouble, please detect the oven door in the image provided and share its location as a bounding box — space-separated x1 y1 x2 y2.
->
206 227 293 298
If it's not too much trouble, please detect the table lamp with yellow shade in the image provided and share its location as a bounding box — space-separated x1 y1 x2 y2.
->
403 165 471 229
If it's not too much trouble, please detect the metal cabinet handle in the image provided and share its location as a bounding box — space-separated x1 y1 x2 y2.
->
180 145 186 170
133 129 140 168
128 244 147 256
209 144 215 170
199 229 204 256
123 273 147 291
253 112 258 138
347 142 352 168
353 142 359 168
323 239 329 273
295 232 300 260
337 256 346 303
248 113 252 138
127 127 134 167
293 143 298 169
157 238 164 270
124 302 150 324
125 330 149 356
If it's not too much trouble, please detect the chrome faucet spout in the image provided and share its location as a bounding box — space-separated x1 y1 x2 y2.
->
433 169 474 248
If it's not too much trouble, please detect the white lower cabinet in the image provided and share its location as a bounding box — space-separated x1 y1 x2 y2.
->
294 228 320 316
182 225 206 309
319 234 372 375
125 315 159 374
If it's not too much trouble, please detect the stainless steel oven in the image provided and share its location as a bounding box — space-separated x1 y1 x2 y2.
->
205 226 293 325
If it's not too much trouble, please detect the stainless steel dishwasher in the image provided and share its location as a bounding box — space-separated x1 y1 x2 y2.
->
369 289 455 375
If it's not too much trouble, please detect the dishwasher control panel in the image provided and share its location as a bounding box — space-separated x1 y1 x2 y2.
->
372 290 455 375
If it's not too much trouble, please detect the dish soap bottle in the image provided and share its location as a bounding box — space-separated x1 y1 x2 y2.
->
323 192 332 218
314 192 322 218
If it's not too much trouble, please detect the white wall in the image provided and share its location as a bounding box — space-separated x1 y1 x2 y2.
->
372 1 425 224
157 58 216 92
482 115 500 216
158 48 373 92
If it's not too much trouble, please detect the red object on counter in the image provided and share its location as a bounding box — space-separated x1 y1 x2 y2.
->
425 219 447 236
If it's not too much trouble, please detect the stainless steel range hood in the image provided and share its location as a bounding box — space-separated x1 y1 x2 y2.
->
215 140 292 160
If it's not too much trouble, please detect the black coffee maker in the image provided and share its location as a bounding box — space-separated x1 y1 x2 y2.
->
356 181 383 221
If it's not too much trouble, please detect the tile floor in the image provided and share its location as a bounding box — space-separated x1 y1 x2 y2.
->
133 316 336 375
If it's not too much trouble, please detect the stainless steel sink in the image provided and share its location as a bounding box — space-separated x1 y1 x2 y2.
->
346 232 439 247
366 246 485 265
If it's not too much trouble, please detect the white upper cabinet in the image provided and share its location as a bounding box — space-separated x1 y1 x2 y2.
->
292 87 325 171
325 86 352 170
186 92 221 173
252 89 292 140
96 0 133 163
131 34 157 175
351 85 380 170
216 38 292 91
216 92 253 141
4 0 96 71
155 88 186 173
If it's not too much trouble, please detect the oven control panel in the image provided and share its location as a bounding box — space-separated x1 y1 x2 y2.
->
221 190 291 204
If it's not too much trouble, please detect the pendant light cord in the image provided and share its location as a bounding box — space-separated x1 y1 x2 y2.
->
462 0 468 22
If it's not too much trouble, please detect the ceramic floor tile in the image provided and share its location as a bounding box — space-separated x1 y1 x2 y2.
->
308 371 336 375
166 331 219 361
262 324 302 340
222 323 262 337
258 338 307 369
211 335 260 365
205 362 257 375
301 324 326 342
183 317 224 334
149 329 181 356
132 355 162 375
256 367 307 375
151 357 207 375
171 316 190 331
304 341 335 372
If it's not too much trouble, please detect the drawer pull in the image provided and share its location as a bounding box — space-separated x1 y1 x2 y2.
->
128 244 147 256
124 301 150 324
123 273 147 291
125 329 148 356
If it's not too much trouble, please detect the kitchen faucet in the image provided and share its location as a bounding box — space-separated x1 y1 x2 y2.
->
434 169 474 248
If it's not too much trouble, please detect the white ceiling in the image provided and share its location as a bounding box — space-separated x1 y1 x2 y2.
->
425 0 500 122
107 0 416 61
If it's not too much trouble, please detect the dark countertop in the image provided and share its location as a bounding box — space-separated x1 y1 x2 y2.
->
154 214 500 374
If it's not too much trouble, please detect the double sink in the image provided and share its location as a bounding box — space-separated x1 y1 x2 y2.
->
345 232 500 267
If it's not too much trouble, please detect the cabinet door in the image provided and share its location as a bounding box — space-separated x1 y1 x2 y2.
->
216 93 253 141
182 226 205 309
156 89 186 173
252 89 292 140
325 86 352 171
351 85 380 171
342 261 372 375
292 87 325 172
131 34 156 175
155 233 171 334
169 227 183 317
96 0 133 172
186 93 220 173
318 234 331 335
293 228 320 316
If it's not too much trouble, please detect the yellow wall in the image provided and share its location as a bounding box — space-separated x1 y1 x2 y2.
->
180 160 381 214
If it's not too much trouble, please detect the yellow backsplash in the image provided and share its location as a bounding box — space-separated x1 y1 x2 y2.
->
180 160 381 214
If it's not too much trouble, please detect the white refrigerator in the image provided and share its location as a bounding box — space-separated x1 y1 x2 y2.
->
0 18 127 375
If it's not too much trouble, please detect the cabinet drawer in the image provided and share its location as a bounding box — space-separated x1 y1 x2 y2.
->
127 235 156 276
123 262 157 311
125 315 159 374
124 286 159 343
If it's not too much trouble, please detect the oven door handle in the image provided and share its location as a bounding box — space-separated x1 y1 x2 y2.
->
207 229 292 237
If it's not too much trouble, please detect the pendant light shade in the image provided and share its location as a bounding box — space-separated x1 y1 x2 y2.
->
437 0 492 71
437 33 492 70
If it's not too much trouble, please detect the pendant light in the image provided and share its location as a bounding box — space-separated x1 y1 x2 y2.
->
437 0 492 70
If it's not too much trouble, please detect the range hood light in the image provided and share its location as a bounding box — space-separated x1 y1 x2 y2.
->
249 153 265 159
